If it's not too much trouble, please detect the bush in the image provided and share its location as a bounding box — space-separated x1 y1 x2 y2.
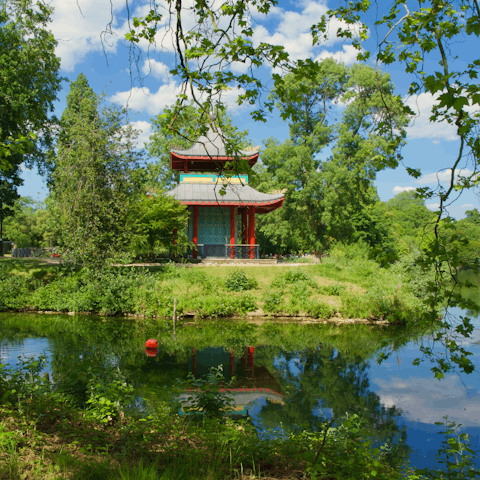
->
286 281 313 315
306 301 335 319
272 268 316 289
339 293 372 319
235 293 257 314
224 270 258 291
0 262 38 310
262 289 285 313
193 293 257 318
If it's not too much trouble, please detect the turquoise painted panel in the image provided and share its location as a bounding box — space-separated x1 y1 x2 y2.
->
198 207 231 244
179 174 249 184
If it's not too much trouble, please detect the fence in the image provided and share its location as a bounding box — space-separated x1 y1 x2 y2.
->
12 247 55 258
197 244 259 259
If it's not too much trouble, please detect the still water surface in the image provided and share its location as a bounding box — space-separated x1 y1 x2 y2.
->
1 305 479 472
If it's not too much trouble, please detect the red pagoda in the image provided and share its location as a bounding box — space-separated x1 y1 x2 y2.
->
166 124 284 259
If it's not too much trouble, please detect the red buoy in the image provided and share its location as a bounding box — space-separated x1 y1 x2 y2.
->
146 338 158 349
145 347 158 357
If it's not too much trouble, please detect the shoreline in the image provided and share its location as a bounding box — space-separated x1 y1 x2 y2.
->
1 308 396 325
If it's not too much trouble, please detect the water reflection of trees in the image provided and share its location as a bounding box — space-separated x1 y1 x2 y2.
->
254 345 411 468
1 313 422 468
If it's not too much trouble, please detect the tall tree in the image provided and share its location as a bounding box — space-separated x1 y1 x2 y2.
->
385 191 437 255
253 60 407 257
0 0 62 172
0 0 62 252
52 74 145 269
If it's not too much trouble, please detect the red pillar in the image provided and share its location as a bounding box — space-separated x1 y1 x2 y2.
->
248 206 256 259
230 206 235 259
247 346 254 378
193 206 198 259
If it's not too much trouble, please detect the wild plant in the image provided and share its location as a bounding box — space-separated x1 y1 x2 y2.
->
224 270 258 291
180 365 235 418
84 364 135 425
414 416 479 479
262 288 284 313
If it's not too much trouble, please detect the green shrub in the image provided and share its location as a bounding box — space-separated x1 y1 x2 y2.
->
272 268 316 289
262 289 285 313
0 262 38 310
235 293 257 314
339 293 372 319
31 276 83 312
193 293 256 318
224 270 258 291
285 281 313 314
306 301 334 319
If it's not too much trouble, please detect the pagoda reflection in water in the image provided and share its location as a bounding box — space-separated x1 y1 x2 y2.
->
145 346 284 416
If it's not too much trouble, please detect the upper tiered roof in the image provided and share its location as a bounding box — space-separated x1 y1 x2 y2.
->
170 125 259 172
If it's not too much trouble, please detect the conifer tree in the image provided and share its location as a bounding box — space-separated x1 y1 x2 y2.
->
53 74 144 268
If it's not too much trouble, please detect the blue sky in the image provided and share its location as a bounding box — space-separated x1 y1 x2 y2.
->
19 0 479 219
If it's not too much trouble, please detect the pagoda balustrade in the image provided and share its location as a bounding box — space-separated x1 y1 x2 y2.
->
196 244 259 260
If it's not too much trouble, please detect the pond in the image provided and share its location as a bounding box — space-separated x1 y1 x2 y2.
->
1 294 479 473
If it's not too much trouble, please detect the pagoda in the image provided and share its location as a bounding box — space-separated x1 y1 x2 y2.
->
166 124 284 259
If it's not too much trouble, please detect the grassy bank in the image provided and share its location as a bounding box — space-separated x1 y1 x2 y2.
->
0 253 442 323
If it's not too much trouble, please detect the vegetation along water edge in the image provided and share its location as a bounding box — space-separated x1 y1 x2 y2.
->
0 244 461 324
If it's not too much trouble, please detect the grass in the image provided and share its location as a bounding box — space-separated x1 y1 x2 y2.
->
0 254 440 323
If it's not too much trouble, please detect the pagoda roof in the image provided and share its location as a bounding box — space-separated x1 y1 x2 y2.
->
166 183 284 213
170 125 259 171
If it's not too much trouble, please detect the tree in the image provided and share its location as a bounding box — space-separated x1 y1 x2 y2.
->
464 209 480 225
52 74 145 269
0 166 21 255
253 60 406 258
129 190 190 258
2 196 53 248
385 191 437 255
0 0 62 173
147 103 253 190
125 1 288 134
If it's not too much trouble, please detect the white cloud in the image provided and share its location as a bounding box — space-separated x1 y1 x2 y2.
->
110 83 179 115
415 168 475 185
50 0 138 71
405 93 457 141
375 375 480 426
251 0 360 63
141 59 171 82
315 45 360 66
129 120 152 148
426 202 440 210
110 82 246 116
460 203 475 208
392 186 416 195
405 91 479 142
